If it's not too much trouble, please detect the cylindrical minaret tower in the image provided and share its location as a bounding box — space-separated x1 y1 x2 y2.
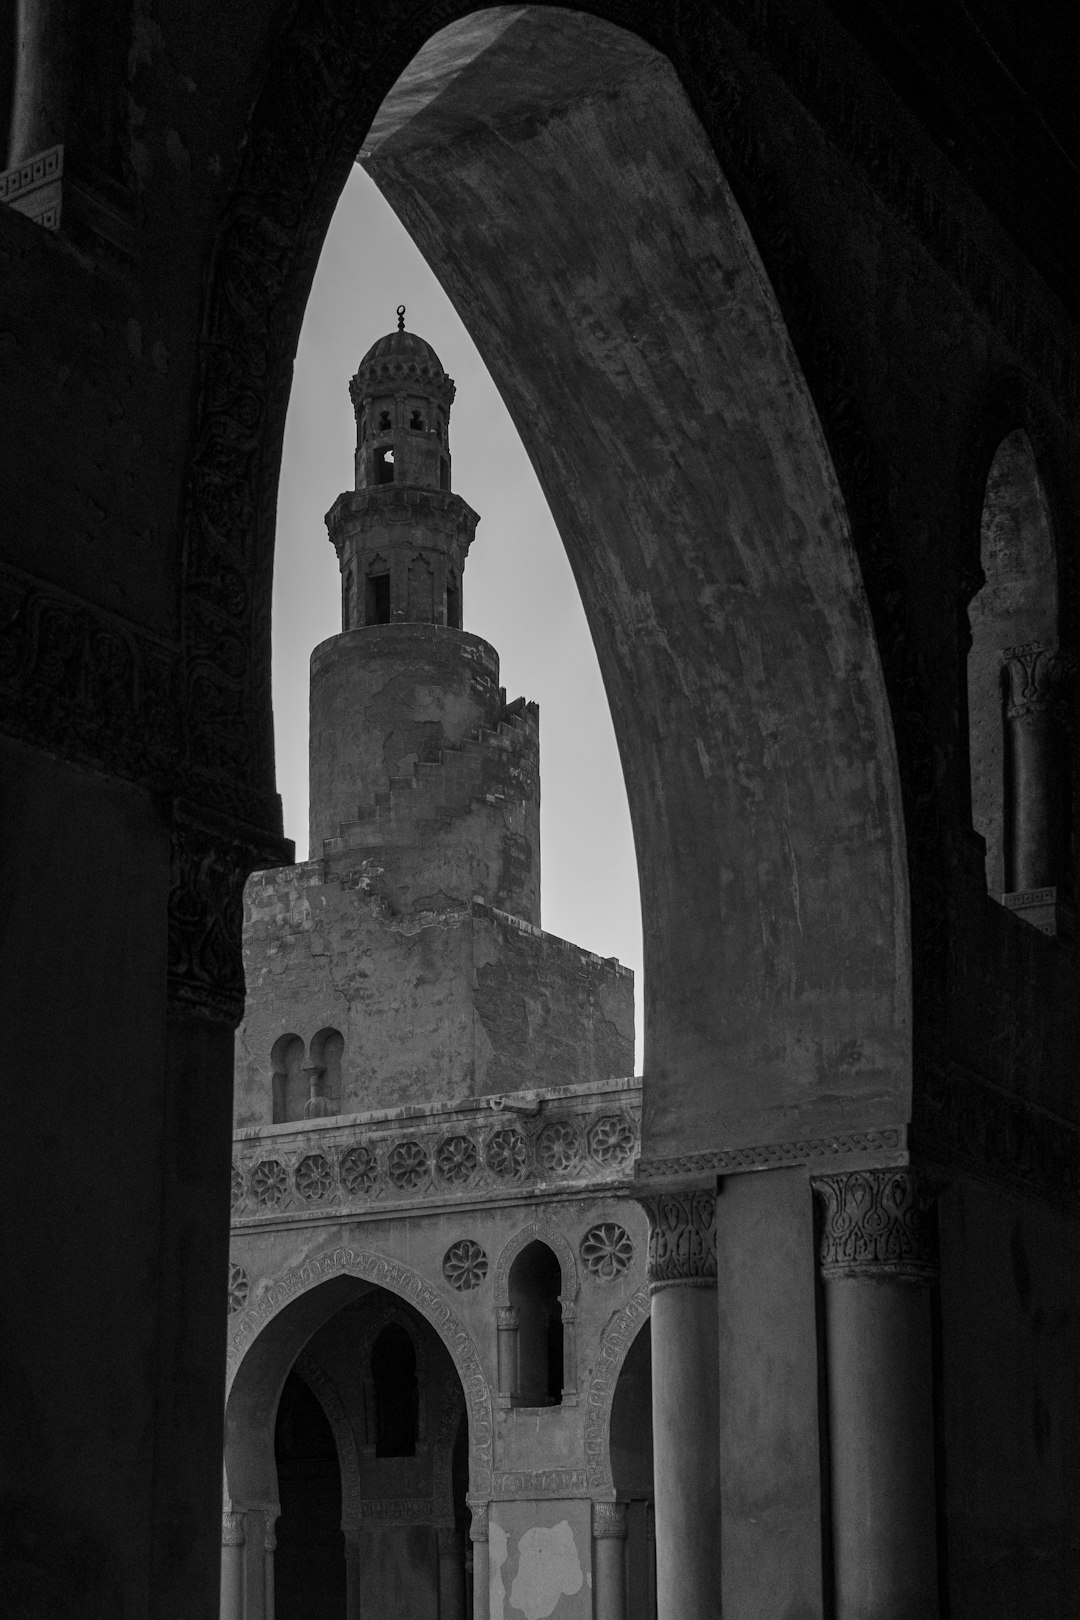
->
309 310 541 923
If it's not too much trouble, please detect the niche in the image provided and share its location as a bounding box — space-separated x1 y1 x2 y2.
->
409 407 426 430
366 570 391 625
374 446 395 484
271 1033 307 1124
371 1322 419 1457
377 409 392 433
967 429 1067 909
508 1241 563 1407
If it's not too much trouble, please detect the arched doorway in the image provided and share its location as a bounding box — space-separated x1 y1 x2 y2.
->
224 1267 480 1620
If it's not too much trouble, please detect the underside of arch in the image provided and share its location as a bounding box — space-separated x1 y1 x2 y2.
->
359 6 910 1157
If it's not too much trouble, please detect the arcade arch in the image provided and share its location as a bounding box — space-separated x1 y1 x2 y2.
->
224 1251 484 1620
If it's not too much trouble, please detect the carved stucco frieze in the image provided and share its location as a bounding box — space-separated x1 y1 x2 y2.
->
583 1285 650 1494
637 1189 717 1292
813 1168 939 1284
168 805 284 1026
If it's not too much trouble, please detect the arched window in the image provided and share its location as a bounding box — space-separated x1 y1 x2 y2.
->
306 1027 344 1117
967 429 1069 932
508 1240 563 1406
371 1322 419 1457
374 446 395 484
271 1033 306 1123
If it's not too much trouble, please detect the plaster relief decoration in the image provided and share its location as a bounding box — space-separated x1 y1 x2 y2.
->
537 1119 581 1173
228 1262 249 1315
813 1168 939 1283
295 1152 333 1201
437 1133 479 1184
583 1286 650 1491
230 1084 641 1223
340 1142 379 1194
639 1189 717 1290
587 1113 636 1166
388 1139 429 1190
251 1158 288 1207
443 1239 489 1292
486 1127 527 1178
580 1222 633 1281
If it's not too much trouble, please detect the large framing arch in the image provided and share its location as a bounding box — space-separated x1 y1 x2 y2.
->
188 3 912 1166
226 1243 494 1500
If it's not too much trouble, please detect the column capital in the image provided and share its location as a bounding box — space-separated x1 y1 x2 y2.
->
592 1501 628 1539
636 1187 717 1292
221 1511 246 1546
812 1167 939 1284
1002 639 1075 721
469 1502 488 1543
263 1509 278 1552
495 1304 519 1330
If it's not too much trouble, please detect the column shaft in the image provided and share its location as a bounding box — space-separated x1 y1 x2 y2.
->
220 1517 245 1620
816 1170 940 1620
345 1540 361 1620
593 1504 628 1620
496 1306 519 1400
10 0 68 165
638 1188 720 1620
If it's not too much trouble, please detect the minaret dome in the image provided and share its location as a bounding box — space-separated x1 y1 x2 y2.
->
326 309 479 633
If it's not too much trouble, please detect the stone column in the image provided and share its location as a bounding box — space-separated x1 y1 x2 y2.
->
592 1501 628 1620
220 1512 245 1620
9 0 68 167
496 1306 519 1403
263 1511 277 1620
344 1529 361 1620
813 1168 940 1620
1001 640 1074 933
637 1188 721 1619
438 1525 466 1620
470 1503 489 1620
560 1298 578 1401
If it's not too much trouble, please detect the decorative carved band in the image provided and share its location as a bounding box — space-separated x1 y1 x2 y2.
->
493 1469 588 1499
168 803 285 1026
592 1501 628 1540
636 1190 717 1291
813 1169 938 1283
634 1127 906 1181
221 1511 246 1547
1002 640 1075 721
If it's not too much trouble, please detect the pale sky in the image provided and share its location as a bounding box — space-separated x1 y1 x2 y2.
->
274 165 644 1069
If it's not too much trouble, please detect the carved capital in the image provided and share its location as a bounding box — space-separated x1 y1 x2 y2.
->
636 1189 716 1291
1002 640 1075 723
592 1501 628 1539
813 1168 938 1283
263 1510 278 1552
167 803 284 1026
496 1305 519 1330
221 1511 246 1547
469 1502 488 1544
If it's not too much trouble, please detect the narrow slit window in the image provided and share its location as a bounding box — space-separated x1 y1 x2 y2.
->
375 447 395 484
